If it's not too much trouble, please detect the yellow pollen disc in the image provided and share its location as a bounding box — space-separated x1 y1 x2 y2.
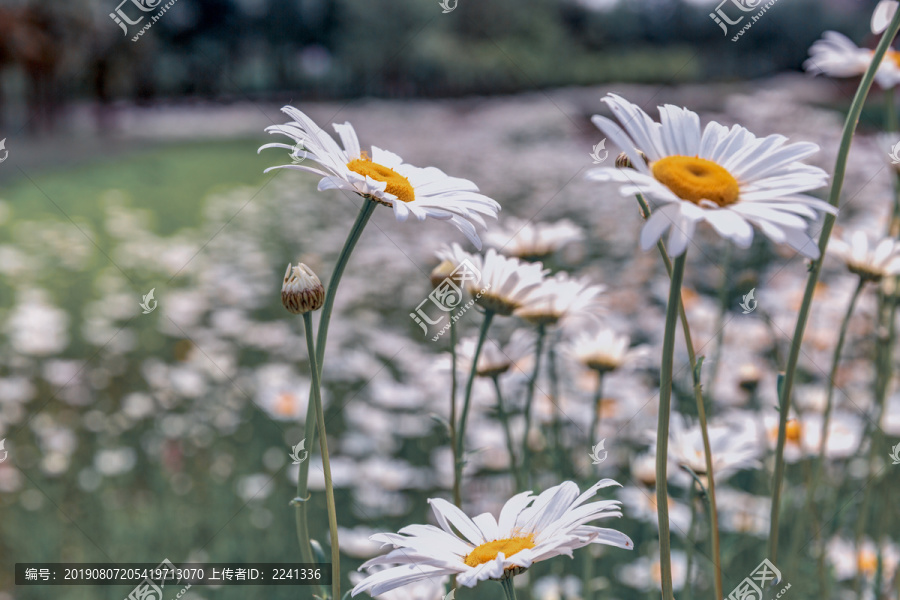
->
651 155 740 207
883 50 900 69
346 155 415 203
858 549 878 574
785 419 802 443
463 535 535 568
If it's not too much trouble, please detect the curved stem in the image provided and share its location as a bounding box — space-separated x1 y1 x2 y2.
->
635 194 723 600
450 318 461 507
547 334 566 479
708 243 733 388
304 313 340 600
768 8 900 562
521 323 546 487
454 310 495 503
657 251 687 600
294 199 374 594
492 375 524 491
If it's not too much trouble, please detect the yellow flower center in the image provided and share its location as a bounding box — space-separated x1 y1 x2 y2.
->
858 549 878 575
463 535 535 568
651 155 740 207
785 419 802 443
881 50 900 69
346 154 415 203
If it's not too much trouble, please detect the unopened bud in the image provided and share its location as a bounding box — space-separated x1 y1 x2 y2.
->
615 150 649 169
282 263 325 314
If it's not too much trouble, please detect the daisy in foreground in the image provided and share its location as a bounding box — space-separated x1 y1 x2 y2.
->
588 94 833 258
351 480 633 597
260 107 500 248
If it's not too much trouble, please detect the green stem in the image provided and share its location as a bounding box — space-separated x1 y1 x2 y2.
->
492 375 525 491
768 8 900 563
635 194 724 600
303 313 340 600
657 251 687 600
810 277 865 495
450 318 461 507
521 323 546 487
294 199 374 593
684 482 698 600
501 577 518 600
455 310 495 502
547 334 566 479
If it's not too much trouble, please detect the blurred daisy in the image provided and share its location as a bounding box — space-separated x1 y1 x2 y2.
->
827 536 899 583
515 272 605 327
828 230 900 282
438 245 548 316
532 575 582 600
763 411 863 462
260 107 500 248
618 549 688 592
804 32 900 89
457 329 535 378
663 413 762 485
588 94 833 258
485 218 584 260
568 328 648 375
351 480 633 596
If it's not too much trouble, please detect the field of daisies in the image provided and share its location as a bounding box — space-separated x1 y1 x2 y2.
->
4 5 900 600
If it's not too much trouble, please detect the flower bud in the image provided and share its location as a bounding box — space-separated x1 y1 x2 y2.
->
282 263 325 314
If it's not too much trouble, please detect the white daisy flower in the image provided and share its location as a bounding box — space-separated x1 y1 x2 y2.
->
437 245 548 316
485 218 584 260
514 272 605 327
804 31 900 89
827 229 900 281
588 94 833 258
260 107 501 249
351 480 633 596
662 412 762 485
568 327 648 374
456 329 535 379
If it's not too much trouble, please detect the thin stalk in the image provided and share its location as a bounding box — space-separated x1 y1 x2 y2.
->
768 8 900 562
635 194 724 600
450 318 461 507
521 323 546 486
455 310 495 502
656 252 687 600
303 313 340 600
684 482 698 600
547 334 566 478
501 577 518 600
492 375 525 491
810 277 865 494
296 200 376 554
590 371 606 444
